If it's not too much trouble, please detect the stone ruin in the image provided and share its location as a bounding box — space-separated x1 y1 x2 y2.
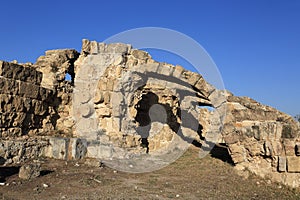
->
0 39 300 186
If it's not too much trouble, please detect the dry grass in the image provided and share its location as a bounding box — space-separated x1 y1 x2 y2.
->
0 145 299 199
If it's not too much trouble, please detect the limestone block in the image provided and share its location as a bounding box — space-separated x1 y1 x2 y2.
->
144 62 160 73
86 143 113 159
0 61 13 78
194 78 210 97
75 118 98 137
21 67 43 85
110 92 123 117
126 57 139 68
278 156 287 172
113 56 124 66
275 123 283 139
10 62 26 80
112 117 121 131
283 139 296 156
157 64 174 76
47 138 68 160
223 131 240 144
264 140 273 157
244 140 263 156
287 156 300 172
108 43 131 54
131 49 149 60
73 90 91 104
19 81 40 99
0 77 19 95
0 61 42 84
182 71 201 86
208 89 227 108
228 144 246 164
102 117 114 130
98 43 106 53
81 39 91 54
68 138 87 160
90 41 99 54
19 163 41 180
172 65 184 78
271 140 284 156
76 64 97 81
147 78 166 89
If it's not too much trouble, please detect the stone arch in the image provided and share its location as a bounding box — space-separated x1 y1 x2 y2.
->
91 46 226 155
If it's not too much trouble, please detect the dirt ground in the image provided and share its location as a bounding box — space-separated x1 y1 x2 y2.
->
0 145 299 200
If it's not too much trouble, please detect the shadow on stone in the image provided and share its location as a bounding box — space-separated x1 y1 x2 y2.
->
40 170 54 177
209 144 234 165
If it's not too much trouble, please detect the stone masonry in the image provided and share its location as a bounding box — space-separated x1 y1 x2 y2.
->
0 39 300 187
0 61 54 137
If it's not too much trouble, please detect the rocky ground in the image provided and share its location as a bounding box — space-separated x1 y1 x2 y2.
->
0 145 299 200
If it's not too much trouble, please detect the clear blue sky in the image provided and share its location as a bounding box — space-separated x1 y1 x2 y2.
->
0 0 299 116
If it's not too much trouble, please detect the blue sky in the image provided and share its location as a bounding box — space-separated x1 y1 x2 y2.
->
0 0 299 116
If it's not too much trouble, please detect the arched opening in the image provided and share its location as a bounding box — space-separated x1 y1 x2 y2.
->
134 92 159 152
65 72 72 82
133 89 181 153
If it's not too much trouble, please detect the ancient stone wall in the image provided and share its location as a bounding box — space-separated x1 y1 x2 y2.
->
34 49 79 135
73 40 223 162
0 61 55 137
0 61 57 165
223 95 300 187
0 39 300 187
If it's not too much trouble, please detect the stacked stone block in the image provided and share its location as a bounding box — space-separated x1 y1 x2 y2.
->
0 39 299 187
0 138 48 164
223 95 300 187
0 61 54 137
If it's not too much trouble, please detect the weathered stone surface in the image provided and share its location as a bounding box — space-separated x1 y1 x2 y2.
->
0 39 299 188
19 81 40 99
0 139 48 165
35 49 79 89
44 137 88 160
19 163 41 180
131 49 149 60
86 143 113 159
278 156 287 172
283 139 296 156
228 144 246 164
0 77 19 95
70 40 300 188
0 61 42 84
287 156 300 172
68 138 87 160
46 137 68 160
